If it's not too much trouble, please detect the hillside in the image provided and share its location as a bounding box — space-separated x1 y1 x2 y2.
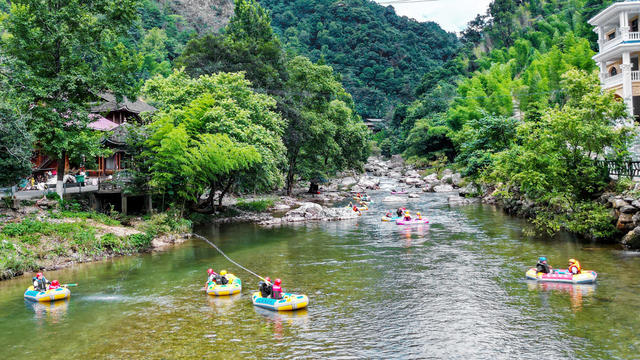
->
258 0 460 118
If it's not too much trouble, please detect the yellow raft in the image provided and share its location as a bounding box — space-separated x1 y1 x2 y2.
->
206 274 242 296
24 286 70 302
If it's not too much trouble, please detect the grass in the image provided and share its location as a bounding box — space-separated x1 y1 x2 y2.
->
235 198 276 212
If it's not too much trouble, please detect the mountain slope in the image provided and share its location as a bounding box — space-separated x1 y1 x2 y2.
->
258 0 460 118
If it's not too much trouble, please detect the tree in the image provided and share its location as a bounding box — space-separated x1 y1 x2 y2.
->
0 106 33 187
143 69 286 211
487 70 631 201
176 0 287 91
281 56 369 195
1 0 141 196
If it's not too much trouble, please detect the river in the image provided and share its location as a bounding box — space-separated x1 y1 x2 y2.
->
1 189 640 359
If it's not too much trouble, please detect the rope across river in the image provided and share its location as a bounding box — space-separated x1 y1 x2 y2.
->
191 233 266 281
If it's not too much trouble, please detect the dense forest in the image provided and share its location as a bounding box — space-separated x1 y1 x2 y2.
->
376 0 629 238
257 0 460 118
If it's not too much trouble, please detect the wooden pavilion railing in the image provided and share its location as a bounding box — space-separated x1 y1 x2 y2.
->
596 160 640 178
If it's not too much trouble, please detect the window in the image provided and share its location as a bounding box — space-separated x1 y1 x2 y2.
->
633 19 639 33
608 31 616 40
610 67 618 76
633 57 639 71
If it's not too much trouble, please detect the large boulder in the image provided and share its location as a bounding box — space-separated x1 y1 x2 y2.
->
617 213 635 231
458 183 479 197
358 177 379 190
433 184 455 193
613 199 629 209
620 205 638 214
341 176 358 187
405 177 423 187
408 193 420 199
622 226 640 249
322 207 359 220
389 155 404 168
285 202 324 221
451 173 462 187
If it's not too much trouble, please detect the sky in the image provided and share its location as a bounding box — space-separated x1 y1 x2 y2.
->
373 0 493 33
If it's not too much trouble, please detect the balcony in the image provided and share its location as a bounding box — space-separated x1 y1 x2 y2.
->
602 70 640 88
601 30 640 52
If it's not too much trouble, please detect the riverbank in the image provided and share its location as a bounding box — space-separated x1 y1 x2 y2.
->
0 203 192 280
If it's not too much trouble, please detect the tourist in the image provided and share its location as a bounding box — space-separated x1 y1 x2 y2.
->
48 280 61 290
396 207 404 217
272 278 283 300
416 212 423 220
32 272 50 291
207 268 218 284
404 210 412 221
259 276 272 298
568 259 582 275
219 270 229 285
536 257 551 274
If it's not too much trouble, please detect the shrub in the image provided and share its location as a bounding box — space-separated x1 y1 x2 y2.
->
0 240 38 279
99 233 125 252
235 198 275 212
139 212 192 237
72 228 99 255
128 233 153 249
45 192 60 201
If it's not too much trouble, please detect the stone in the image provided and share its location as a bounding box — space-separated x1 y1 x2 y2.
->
408 193 420 198
271 204 291 212
405 177 423 186
620 205 638 214
624 196 635 203
613 199 629 209
423 173 439 183
442 169 453 176
451 173 462 187
422 184 433 193
633 212 640 227
433 184 454 193
632 200 640 209
286 202 323 220
357 178 378 190
458 183 479 197
440 174 453 184
340 177 358 188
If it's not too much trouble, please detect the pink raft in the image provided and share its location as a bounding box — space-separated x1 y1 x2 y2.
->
395 218 429 225
525 268 597 284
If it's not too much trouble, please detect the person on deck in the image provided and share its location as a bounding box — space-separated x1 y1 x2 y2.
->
219 270 229 285
536 257 551 274
32 273 50 291
272 278 283 300
259 277 273 298
568 259 582 275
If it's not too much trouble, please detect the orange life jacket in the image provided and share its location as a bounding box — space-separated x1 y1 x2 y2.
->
568 260 582 274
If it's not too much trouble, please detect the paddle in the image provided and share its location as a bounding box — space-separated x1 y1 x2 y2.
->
62 283 78 287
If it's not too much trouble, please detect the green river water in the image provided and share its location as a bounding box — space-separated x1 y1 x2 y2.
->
1 190 640 359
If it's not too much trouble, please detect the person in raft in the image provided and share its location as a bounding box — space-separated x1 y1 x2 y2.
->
568 259 582 275
385 210 393 218
48 280 61 290
396 207 404 217
272 278 283 300
259 277 273 298
207 268 218 284
416 212 423 220
403 210 412 221
535 257 552 274
32 272 50 291
219 270 229 285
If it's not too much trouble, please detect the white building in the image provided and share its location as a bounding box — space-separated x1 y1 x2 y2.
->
590 0 640 120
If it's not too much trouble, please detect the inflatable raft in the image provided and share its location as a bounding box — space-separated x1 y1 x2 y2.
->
207 274 242 296
525 268 597 284
381 216 401 222
396 218 429 225
24 286 70 302
252 292 309 311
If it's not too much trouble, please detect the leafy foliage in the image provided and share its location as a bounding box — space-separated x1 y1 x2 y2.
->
0 105 33 187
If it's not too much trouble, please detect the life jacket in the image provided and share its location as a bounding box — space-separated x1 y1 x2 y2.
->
272 285 282 299
568 261 582 274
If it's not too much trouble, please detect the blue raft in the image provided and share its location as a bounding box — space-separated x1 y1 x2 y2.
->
251 292 309 311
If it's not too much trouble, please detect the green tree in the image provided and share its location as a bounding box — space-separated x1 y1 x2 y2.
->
487 70 631 201
143 69 286 211
0 106 33 187
1 0 141 196
280 56 369 195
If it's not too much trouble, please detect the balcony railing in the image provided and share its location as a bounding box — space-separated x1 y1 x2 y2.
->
601 30 640 51
630 32 640 41
632 71 640 81
604 73 623 87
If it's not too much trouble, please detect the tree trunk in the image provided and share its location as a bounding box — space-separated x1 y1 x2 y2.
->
55 151 66 198
218 179 234 207
286 153 297 196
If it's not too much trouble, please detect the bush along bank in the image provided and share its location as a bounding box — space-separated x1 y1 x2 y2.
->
455 181 640 249
0 206 192 281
